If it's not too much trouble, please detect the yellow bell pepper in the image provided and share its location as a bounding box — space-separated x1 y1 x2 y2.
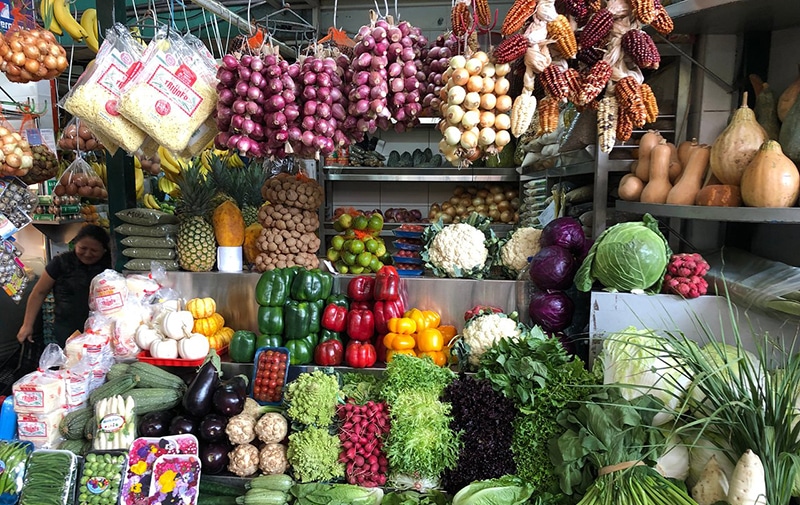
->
383 332 416 351
404 308 441 332
416 328 444 352
438 325 457 343
418 350 448 367
386 349 416 362
387 317 416 335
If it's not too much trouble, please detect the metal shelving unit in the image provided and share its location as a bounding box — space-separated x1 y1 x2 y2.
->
616 201 800 224
665 0 800 34
323 166 519 182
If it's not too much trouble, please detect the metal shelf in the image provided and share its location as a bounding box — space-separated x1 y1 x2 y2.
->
323 166 519 182
616 201 800 223
666 0 800 34
322 222 515 238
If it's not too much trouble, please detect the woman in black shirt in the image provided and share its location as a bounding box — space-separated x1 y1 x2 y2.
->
17 225 111 347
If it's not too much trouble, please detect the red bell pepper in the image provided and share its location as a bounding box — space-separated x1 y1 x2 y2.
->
347 309 375 341
314 338 344 366
373 298 406 335
321 303 348 332
350 300 373 311
375 334 388 363
374 266 401 301
346 340 377 368
347 276 374 302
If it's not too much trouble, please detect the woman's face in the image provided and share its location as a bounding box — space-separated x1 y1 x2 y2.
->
75 237 106 265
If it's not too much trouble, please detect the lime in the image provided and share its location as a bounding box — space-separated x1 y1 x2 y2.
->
375 243 387 257
342 239 353 253
326 248 340 262
336 262 349 274
337 214 353 230
342 251 357 266
344 229 356 239
365 238 380 254
367 213 384 233
357 251 373 268
350 265 365 274
348 240 365 254
369 256 382 272
333 220 345 232
331 235 345 250
353 215 368 231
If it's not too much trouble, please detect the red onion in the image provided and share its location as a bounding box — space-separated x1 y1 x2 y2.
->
232 99 247 115
222 54 238 70
288 127 302 142
235 80 249 97
284 103 300 122
267 95 285 112
244 101 262 116
420 32 461 117
301 130 315 146
247 86 263 101
217 68 235 86
317 102 331 119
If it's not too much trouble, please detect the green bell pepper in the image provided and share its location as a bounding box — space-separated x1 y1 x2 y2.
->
308 299 324 334
319 271 333 301
320 329 342 343
283 300 311 340
303 332 319 349
290 269 326 302
256 334 283 349
257 306 284 335
255 269 292 306
326 293 349 308
229 330 256 363
285 338 314 365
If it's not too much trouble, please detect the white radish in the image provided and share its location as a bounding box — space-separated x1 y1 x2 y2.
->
692 455 730 505
727 449 767 505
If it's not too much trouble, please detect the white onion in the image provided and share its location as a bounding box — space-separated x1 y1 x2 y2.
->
478 127 496 146
461 109 480 130
446 105 465 124
450 55 466 69
448 86 466 105
444 126 462 146
494 113 511 131
460 130 478 149
465 58 483 75
463 92 481 111
495 129 511 147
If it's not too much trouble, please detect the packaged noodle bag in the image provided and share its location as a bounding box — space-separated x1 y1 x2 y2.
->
13 344 67 415
117 26 218 154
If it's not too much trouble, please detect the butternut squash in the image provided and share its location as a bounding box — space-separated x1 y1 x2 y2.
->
709 92 768 185
667 144 710 205
635 130 663 182
778 66 800 122
740 140 800 207
640 140 673 203
678 138 699 167
667 142 682 182
618 174 645 201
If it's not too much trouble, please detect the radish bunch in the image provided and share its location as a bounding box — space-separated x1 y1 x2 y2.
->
336 401 390 487
422 33 460 116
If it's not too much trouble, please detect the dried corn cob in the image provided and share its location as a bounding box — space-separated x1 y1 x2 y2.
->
578 60 612 105
511 92 538 137
580 9 613 49
561 0 589 24
640 83 659 123
468 31 480 51
537 95 560 135
651 4 674 35
597 95 618 153
586 0 601 12
577 46 604 66
494 34 529 63
630 0 656 24
547 15 578 59
541 64 571 100
452 2 472 37
475 0 492 26
565 68 583 104
615 76 647 127
616 109 634 141
622 29 661 69
501 0 537 35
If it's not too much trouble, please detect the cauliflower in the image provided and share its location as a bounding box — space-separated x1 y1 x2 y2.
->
255 412 289 443
501 227 542 272
462 313 522 367
226 413 256 445
427 223 489 277
228 444 259 477
259 443 289 474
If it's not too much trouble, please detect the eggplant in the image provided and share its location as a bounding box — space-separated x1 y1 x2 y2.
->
199 414 228 442
212 375 249 417
138 410 173 437
168 415 199 436
183 354 221 417
199 441 232 474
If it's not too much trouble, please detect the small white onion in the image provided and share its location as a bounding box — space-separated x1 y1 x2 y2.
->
440 138 458 155
480 93 496 110
461 109 480 129
480 64 496 78
494 62 511 77
494 77 510 96
478 127 496 146
450 55 467 69
496 94 513 112
494 113 511 130
495 129 511 147
448 85 466 105
481 76 495 94
446 105 465 124
465 57 483 75
460 130 478 149
444 125 463 146
479 111 496 128
463 92 481 111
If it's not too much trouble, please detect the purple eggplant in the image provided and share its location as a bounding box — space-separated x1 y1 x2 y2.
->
212 375 249 417
138 410 173 437
200 441 232 474
183 354 221 417
199 414 228 442
169 415 199 436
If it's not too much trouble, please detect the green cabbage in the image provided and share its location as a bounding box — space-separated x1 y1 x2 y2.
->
451 475 534 505
575 214 670 293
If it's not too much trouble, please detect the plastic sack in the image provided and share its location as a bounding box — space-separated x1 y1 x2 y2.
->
64 332 114 409
125 273 161 301
121 235 176 248
110 300 147 361
117 25 218 154
65 320 114 369
61 23 147 154
53 157 108 200
89 269 129 316
122 247 176 260
115 223 179 237
0 440 33 502
12 343 67 415
56 117 105 152
115 208 178 226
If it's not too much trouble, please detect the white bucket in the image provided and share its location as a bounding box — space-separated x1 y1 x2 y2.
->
217 246 243 272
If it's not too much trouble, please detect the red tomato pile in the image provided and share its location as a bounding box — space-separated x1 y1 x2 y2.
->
253 350 288 403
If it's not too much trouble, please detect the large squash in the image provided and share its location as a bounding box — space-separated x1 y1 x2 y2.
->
243 222 263 265
212 201 246 247
740 140 800 207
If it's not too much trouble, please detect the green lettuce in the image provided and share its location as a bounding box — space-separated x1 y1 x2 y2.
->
451 475 534 505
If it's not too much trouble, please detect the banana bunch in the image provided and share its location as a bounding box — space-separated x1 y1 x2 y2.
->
49 0 88 42
157 176 180 198
143 193 176 214
158 146 190 183
79 8 99 53
39 0 61 35
90 160 106 185
134 166 144 201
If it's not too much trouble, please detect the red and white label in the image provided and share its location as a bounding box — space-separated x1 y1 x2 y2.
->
14 390 43 408
147 64 203 116
97 63 128 97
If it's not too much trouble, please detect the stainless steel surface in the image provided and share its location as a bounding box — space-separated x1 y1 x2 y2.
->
616 201 800 223
163 272 518 333
323 166 519 182
593 145 610 240
665 0 800 34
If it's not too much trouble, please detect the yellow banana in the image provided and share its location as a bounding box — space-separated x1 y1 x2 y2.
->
134 167 144 194
144 194 160 210
80 8 99 53
39 0 63 36
53 0 88 41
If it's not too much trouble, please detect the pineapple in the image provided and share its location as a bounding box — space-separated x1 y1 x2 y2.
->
175 160 217 272
231 161 267 226
208 154 235 208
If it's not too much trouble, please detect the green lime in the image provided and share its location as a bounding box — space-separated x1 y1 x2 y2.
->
331 235 345 250
365 238 379 253
326 248 340 262
344 229 356 238
333 220 345 232
357 251 373 267
350 265 365 274
348 239 365 254
369 256 382 272
353 215 368 231
337 214 353 230
375 243 387 257
367 213 384 232
336 262 349 274
342 251 357 266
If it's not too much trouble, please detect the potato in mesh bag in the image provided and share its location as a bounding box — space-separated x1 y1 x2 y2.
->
261 173 323 211
257 228 320 255
255 252 319 272
258 204 319 234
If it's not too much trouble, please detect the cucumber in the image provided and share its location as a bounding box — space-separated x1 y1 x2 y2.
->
199 477 244 497
245 474 294 492
59 407 92 440
105 363 131 382
236 489 288 505
88 375 137 406
128 361 186 390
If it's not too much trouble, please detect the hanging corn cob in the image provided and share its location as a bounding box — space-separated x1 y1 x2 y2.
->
452 0 472 37
597 95 618 153
615 75 647 128
616 109 634 141
494 34 529 64
640 83 659 123
630 0 657 24
536 95 560 135
578 60 612 105
579 8 614 49
622 29 661 69
475 0 492 26
501 0 537 35
564 68 583 104
561 0 590 24
547 15 578 59
651 2 674 35
511 92 538 137
541 64 571 100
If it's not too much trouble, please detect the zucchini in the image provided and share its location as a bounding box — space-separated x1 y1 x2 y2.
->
59 407 92 439
128 361 186 390
126 387 183 415
57 438 90 456
237 489 288 505
83 414 96 440
105 363 131 382
199 478 244 497
88 375 138 406
245 474 294 492
197 496 237 505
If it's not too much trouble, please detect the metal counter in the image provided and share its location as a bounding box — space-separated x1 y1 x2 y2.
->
162 271 518 334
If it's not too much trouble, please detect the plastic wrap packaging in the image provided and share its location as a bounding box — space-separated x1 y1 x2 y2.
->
115 223 178 237
110 300 147 361
707 248 800 319
12 344 67 414
19 449 79 504
61 23 148 153
64 330 115 406
121 235 176 249
89 269 129 316
125 273 161 301
0 441 33 503
117 26 218 154
93 395 136 451
52 157 108 201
